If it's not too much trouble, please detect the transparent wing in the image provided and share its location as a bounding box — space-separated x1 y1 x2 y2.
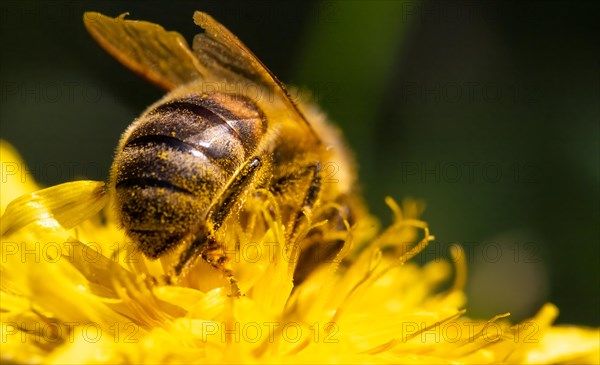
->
83 11 317 139
191 12 284 89
192 12 317 137
83 12 205 91
1 181 108 236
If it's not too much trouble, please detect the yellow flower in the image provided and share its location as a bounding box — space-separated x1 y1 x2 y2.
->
1 140 598 364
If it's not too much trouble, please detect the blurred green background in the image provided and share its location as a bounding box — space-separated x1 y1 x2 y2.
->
1 0 598 325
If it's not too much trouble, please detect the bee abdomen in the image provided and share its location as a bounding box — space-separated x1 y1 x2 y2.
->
128 229 188 259
115 177 195 196
114 143 223 196
111 92 267 258
124 134 200 155
124 93 266 172
115 184 200 258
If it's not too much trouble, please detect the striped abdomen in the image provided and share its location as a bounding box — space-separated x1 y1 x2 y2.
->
111 92 266 258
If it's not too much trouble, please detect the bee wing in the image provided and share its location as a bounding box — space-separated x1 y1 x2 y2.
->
192 12 317 137
84 11 317 137
1 181 108 237
83 12 206 91
191 12 282 88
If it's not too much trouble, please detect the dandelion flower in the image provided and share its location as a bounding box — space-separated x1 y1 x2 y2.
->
1 141 598 364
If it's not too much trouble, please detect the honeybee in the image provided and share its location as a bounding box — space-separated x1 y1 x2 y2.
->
3 11 370 291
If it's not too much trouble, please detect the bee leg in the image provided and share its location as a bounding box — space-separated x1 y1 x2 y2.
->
270 161 322 234
173 227 210 275
222 267 242 297
173 231 242 296
174 157 263 295
289 162 322 239
208 157 263 230
202 239 242 297
272 162 350 286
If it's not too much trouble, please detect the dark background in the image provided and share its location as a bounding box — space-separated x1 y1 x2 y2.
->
1 0 598 326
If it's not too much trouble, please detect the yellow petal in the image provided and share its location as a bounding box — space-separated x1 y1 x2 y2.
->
0 140 39 215
1 180 108 236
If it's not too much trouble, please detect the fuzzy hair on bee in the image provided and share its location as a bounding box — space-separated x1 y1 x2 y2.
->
74 11 372 292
